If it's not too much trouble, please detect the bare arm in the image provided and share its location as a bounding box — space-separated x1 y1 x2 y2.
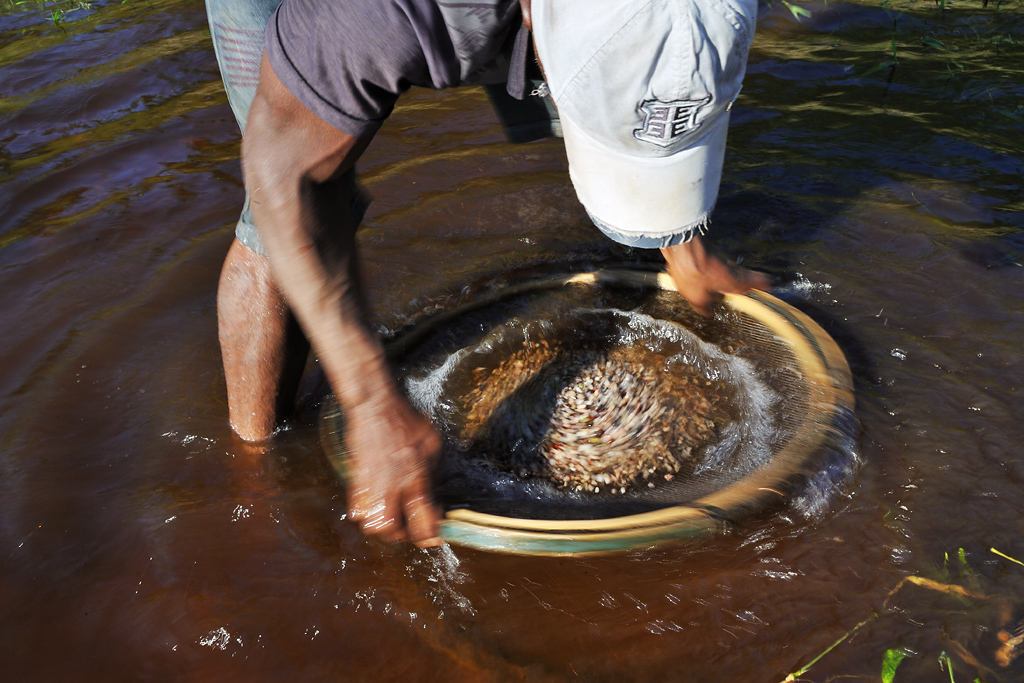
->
242 54 441 545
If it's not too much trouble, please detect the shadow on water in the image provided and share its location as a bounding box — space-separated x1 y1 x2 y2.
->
1 0 1024 680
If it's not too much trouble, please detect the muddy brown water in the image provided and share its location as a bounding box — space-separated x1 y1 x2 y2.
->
2 0 1023 680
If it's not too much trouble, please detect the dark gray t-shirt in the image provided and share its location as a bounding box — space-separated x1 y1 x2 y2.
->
265 0 522 137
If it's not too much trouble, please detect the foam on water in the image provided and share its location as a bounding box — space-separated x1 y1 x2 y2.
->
788 406 861 520
405 347 471 418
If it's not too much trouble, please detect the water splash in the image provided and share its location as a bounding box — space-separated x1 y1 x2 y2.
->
408 543 476 617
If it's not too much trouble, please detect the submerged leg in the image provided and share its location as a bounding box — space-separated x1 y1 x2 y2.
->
217 238 309 442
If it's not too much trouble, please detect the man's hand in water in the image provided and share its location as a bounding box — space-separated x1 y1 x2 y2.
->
345 389 442 546
661 235 770 316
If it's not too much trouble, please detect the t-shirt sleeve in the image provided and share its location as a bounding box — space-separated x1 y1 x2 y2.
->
265 0 459 137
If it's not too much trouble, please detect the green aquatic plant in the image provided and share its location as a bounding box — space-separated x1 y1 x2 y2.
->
776 549 1014 683
782 0 813 21
863 35 900 76
778 552 1024 681
778 573 993 682
0 0 92 24
881 647 910 683
991 547 1024 567
760 0 1024 89
920 31 967 75
779 614 879 682
937 651 962 683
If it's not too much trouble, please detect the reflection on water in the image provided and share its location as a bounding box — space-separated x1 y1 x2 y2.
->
1 0 1023 680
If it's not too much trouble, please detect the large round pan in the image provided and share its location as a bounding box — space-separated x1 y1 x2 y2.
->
320 270 854 556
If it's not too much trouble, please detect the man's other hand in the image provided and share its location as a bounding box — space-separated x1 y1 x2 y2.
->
345 391 443 547
661 236 770 316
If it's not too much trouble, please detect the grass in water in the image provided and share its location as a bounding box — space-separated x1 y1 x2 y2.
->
780 614 880 682
763 0 1023 96
881 647 911 683
991 547 1024 568
780 548 1024 681
777 572 992 682
1 0 95 25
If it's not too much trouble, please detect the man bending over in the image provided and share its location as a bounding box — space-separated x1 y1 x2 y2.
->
208 0 769 546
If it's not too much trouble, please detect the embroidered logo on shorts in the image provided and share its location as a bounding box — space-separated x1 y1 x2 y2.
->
633 96 712 147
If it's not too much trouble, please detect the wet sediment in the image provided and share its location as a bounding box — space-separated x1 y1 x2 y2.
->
458 335 731 493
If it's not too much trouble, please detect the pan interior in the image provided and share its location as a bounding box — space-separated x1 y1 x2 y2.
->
397 280 806 521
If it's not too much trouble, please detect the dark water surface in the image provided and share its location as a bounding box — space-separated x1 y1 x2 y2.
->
2 0 1023 680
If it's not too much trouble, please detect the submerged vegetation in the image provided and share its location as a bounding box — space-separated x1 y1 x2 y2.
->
1 0 96 27
767 0 1023 84
778 547 1024 682
734 0 1024 230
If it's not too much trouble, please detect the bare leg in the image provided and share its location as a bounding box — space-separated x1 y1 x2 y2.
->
217 238 309 441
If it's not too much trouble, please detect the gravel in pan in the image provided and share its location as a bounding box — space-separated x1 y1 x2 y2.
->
458 337 731 494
